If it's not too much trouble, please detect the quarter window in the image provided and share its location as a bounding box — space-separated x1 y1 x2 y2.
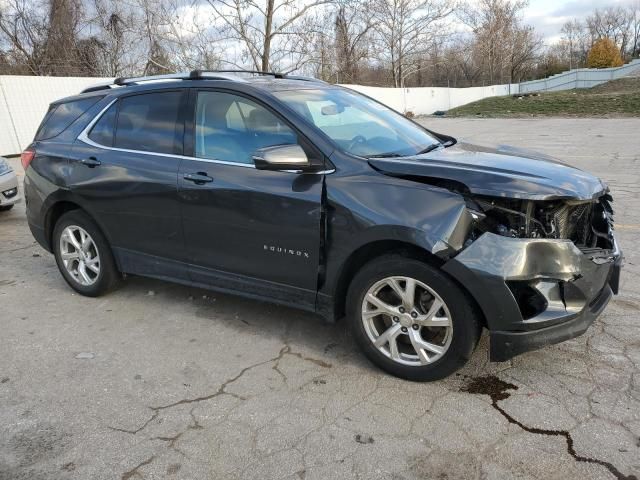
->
195 91 297 164
88 102 117 146
36 96 103 140
114 91 183 155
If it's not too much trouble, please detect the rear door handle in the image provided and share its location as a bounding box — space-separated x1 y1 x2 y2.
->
183 172 213 185
81 157 101 168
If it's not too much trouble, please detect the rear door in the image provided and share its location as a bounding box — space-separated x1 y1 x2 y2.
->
71 89 189 279
178 89 325 309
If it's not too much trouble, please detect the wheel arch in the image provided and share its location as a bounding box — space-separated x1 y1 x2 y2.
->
44 201 112 255
331 240 443 321
45 201 82 250
330 239 487 329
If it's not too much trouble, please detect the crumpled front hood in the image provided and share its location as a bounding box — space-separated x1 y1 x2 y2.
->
368 142 607 200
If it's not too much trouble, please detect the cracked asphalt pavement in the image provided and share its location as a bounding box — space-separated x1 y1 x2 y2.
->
1 118 640 480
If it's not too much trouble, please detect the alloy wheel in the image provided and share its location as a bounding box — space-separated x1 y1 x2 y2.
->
361 276 453 366
59 225 101 286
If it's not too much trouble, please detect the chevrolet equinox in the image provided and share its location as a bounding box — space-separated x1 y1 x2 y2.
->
23 71 622 381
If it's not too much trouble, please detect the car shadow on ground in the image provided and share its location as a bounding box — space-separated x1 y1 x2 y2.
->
101 272 499 382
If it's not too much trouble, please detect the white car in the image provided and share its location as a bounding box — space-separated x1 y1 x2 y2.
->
0 156 20 212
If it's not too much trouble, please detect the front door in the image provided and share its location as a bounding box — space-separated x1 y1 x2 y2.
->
178 89 324 309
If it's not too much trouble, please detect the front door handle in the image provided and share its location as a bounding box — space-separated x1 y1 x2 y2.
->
183 172 213 185
81 157 101 168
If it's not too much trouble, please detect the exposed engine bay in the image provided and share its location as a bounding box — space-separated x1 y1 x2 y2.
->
465 193 615 250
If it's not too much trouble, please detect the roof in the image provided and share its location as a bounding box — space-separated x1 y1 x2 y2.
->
77 71 333 96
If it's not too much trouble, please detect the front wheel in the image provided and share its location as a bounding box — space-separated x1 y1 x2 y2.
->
347 255 482 381
53 210 121 297
0 204 14 212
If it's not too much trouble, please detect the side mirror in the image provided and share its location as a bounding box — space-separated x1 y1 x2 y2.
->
252 144 310 172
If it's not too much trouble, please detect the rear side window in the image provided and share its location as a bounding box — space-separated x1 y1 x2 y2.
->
36 96 103 140
114 91 183 154
88 102 117 147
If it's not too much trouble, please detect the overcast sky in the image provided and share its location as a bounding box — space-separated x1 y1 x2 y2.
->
523 0 637 44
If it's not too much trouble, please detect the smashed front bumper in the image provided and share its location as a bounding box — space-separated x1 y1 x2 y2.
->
443 233 622 361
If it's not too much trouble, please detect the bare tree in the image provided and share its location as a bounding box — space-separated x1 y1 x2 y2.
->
371 0 453 87
87 0 146 76
308 25 334 80
205 0 332 72
0 0 101 76
41 0 83 74
0 0 50 74
333 2 374 83
507 24 540 82
2 0 637 86
460 0 539 85
449 37 483 86
408 36 460 87
87 0 224 76
155 0 224 71
586 6 633 57
536 43 569 78
560 19 585 69
629 2 640 58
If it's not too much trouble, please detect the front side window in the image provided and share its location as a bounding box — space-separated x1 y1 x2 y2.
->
114 91 183 154
36 96 103 140
273 88 440 158
195 91 297 164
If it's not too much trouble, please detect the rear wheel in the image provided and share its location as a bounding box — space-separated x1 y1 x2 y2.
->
53 210 121 296
347 255 481 381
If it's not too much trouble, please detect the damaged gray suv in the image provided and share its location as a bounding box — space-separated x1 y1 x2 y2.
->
23 71 622 381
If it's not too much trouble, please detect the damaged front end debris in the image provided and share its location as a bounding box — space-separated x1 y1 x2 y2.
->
464 193 615 249
441 191 622 361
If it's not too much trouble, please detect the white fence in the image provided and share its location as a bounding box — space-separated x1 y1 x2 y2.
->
341 83 519 116
1 60 640 156
519 59 640 93
0 75 110 157
342 59 640 115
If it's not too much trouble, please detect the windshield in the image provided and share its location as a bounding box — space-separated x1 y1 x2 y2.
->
273 88 440 158
0 157 11 176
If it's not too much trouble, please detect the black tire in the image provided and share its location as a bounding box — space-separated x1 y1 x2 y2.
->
0 204 14 212
53 210 121 297
347 254 482 381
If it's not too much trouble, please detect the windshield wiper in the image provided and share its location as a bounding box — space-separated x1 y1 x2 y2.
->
367 152 404 158
416 143 442 155
368 142 443 159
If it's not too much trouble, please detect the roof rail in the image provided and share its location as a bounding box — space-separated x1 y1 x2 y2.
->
285 75 328 84
113 72 192 86
80 73 192 93
81 81 115 93
190 69 286 79
111 70 286 86
80 70 322 94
